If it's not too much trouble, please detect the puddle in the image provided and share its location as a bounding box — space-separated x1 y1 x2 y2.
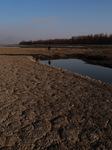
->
39 58 112 84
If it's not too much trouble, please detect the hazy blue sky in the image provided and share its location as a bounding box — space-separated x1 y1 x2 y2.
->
0 0 112 44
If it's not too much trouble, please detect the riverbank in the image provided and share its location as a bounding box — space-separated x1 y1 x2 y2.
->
0 46 112 68
0 48 112 149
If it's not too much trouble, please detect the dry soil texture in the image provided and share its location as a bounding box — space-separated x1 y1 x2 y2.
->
0 48 112 149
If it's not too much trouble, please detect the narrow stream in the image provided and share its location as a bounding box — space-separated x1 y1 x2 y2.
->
0 46 19 48
39 58 112 84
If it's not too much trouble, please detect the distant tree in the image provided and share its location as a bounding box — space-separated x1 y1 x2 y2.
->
19 33 112 45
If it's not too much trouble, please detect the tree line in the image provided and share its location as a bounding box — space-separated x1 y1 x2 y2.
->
19 33 112 45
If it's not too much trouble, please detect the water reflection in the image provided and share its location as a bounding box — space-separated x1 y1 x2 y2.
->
48 60 51 65
39 59 112 84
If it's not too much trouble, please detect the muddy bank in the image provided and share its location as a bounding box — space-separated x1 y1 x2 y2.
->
0 55 112 149
0 46 112 68
32 47 112 68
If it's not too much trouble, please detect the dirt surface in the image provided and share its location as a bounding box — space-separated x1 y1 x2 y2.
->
0 48 112 149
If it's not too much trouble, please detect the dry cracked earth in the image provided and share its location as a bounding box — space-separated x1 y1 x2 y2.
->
0 55 112 150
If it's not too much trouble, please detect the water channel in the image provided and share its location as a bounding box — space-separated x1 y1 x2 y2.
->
39 59 112 84
0 46 19 48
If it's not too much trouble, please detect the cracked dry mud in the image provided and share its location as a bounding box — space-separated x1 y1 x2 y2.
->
0 55 112 150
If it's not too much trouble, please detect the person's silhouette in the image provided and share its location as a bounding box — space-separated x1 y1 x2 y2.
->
48 46 51 51
48 60 51 65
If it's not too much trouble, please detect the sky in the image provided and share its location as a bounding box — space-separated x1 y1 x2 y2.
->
0 0 112 44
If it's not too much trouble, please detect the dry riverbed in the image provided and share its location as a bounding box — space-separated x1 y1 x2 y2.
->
0 47 112 149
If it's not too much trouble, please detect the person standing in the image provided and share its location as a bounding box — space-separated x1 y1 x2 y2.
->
48 46 51 51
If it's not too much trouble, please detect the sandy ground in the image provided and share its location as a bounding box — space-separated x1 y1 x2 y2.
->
0 48 112 149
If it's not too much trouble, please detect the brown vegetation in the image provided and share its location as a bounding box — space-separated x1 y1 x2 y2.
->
0 46 112 68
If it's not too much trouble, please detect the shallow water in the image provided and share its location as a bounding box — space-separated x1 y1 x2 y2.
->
39 59 112 84
0 46 19 48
